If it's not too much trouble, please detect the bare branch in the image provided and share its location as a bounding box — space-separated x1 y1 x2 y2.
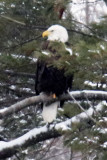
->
0 15 25 26
0 100 106 159
71 0 103 5
0 90 107 119
0 95 43 119
1 34 41 51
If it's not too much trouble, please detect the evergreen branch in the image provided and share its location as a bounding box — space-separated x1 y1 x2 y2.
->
0 83 35 97
0 90 107 119
68 28 107 42
0 100 106 159
0 125 60 159
1 13 106 43
23 25 107 42
68 92 96 123
8 85 35 96
0 24 106 52
0 18 106 52
1 27 106 52
1 35 41 51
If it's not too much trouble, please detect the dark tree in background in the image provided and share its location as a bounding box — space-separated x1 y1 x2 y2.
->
0 0 107 159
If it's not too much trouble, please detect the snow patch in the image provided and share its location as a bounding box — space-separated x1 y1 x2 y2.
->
65 47 72 55
20 120 27 124
101 142 107 148
42 51 49 55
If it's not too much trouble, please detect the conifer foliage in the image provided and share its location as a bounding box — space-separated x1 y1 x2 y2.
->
0 0 107 159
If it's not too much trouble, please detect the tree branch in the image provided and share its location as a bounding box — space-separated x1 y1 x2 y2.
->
71 0 102 4
0 100 106 159
68 92 96 123
1 14 106 51
0 95 43 119
0 15 26 26
1 34 41 51
0 90 107 119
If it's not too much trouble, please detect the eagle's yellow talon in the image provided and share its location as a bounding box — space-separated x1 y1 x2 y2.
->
53 93 56 99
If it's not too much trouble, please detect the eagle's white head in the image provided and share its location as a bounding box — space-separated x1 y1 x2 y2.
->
42 25 68 43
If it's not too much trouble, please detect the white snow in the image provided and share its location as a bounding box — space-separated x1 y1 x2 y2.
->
96 101 107 111
100 44 105 50
78 107 94 118
22 88 32 92
0 126 4 132
101 142 107 148
42 51 50 55
0 90 106 152
11 4 15 8
0 108 8 113
55 120 71 131
5 53 37 63
55 105 95 130
9 85 16 90
100 128 107 134
71 137 79 144
84 81 107 88
0 126 47 151
102 117 107 121
69 90 107 97
65 47 72 55
70 0 107 24
20 119 27 124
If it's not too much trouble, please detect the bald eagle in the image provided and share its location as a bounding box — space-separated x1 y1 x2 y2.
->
35 25 73 123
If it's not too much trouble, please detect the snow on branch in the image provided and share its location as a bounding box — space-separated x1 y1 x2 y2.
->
0 95 43 119
0 100 106 159
0 90 107 119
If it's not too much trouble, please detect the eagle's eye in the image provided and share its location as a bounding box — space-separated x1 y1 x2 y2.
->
51 30 54 32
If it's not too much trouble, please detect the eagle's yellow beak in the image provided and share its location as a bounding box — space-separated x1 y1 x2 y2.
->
42 30 51 38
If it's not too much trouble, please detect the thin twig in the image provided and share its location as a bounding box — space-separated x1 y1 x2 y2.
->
68 91 96 123
2 35 41 51
70 0 103 5
0 15 25 25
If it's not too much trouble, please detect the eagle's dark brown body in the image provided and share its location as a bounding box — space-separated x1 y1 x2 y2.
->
35 60 73 97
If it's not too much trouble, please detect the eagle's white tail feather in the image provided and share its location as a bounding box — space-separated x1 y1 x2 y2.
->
42 101 59 123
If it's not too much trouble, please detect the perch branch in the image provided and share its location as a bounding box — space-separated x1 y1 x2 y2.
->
0 90 107 119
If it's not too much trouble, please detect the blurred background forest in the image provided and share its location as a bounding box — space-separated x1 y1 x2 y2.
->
0 0 107 160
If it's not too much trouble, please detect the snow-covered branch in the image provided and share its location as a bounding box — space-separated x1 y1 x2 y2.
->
0 100 106 159
0 90 107 119
0 95 43 119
